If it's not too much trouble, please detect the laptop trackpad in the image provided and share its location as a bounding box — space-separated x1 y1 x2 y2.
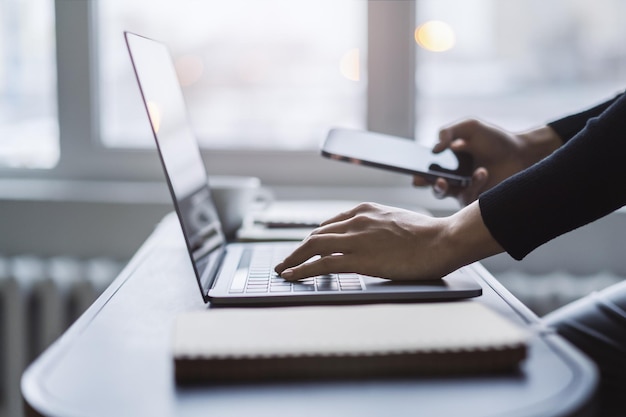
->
360 270 482 299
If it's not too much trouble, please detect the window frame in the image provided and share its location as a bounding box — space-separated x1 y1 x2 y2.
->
0 0 417 187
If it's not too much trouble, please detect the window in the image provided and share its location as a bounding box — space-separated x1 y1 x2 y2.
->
414 0 626 143
8 1 626 187
98 0 367 150
0 0 58 169
22 0 410 187
0 2 413 186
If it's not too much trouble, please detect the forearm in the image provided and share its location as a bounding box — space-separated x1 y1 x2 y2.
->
547 92 624 144
480 92 626 260
517 93 625 167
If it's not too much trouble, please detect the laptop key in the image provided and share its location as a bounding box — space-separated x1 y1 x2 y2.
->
270 286 292 292
229 268 248 293
340 284 364 291
315 275 335 281
338 277 357 282
245 287 269 293
293 284 315 292
317 283 340 291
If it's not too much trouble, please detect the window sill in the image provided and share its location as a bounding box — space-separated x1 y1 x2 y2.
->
0 179 457 259
0 178 623 277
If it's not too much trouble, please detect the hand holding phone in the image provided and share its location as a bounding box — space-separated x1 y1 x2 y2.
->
321 128 474 187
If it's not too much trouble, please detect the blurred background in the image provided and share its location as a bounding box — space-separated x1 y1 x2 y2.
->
2 1 626 416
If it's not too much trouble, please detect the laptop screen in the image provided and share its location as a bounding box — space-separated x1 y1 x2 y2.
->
125 32 225 296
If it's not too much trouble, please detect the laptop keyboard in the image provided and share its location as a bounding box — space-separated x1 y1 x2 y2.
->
229 248 364 294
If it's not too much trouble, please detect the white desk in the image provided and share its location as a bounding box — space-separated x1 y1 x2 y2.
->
22 213 598 417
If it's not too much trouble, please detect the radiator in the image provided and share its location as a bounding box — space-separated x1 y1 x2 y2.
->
0 256 123 417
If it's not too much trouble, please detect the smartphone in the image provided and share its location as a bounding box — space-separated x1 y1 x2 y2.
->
321 128 474 187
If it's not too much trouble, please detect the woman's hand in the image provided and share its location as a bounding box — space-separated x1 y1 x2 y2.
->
274 201 503 281
414 119 562 206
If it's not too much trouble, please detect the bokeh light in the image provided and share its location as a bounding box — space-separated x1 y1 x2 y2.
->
340 48 360 81
415 20 456 52
146 101 161 133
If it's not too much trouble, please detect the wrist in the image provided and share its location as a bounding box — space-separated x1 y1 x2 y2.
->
517 125 562 168
441 201 503 270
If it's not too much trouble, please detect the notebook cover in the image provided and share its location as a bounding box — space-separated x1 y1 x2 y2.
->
172 302 528 383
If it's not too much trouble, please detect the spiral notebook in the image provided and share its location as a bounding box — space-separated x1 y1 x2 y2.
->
173 302 529 383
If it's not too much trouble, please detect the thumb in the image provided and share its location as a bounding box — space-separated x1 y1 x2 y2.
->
459 167 489 206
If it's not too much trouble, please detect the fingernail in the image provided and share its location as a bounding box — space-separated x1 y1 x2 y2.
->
433 183 445 196
281 269 294 279
475 169 487 182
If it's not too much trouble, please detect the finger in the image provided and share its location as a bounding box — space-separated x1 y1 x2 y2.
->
274 233 347 275
319 202 376 226
412 175 430 187
458 168 489 206
433 128 455 153
311 216 355 236
279 253 355 281
319 209 354 227
430 169 485 205
412 175 436 187
435 119 483 153
448 138 469 152
432 178 449 199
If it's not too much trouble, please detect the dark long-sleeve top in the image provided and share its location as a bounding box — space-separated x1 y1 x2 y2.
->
479 91 626 260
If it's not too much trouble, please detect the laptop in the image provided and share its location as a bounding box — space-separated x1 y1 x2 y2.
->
124 31 482 306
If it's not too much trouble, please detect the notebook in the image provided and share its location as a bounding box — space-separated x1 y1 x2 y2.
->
173 302 529 383
125 31 482 306
236 200 430 242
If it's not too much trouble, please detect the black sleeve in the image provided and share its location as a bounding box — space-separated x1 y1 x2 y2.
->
479 92 626 260
548 92 623 144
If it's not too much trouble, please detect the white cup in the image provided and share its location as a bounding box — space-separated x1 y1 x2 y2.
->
209 175 271 238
